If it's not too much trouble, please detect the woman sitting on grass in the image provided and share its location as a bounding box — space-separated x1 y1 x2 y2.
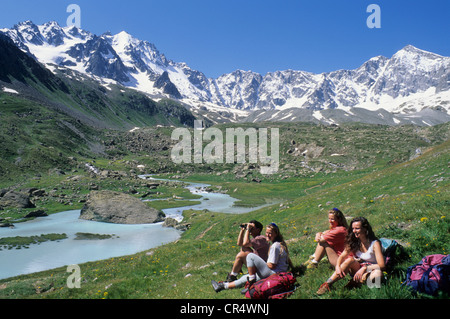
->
304 208 348 269
212 223 292 293
316 216 386 295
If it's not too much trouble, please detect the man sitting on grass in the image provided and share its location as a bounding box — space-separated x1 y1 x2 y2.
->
225 220 269 282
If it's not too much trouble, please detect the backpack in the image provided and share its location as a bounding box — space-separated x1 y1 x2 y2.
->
245 272 297 299
379 237 407 271
403 254 450 296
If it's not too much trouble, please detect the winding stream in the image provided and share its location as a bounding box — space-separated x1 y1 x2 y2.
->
0 177 270 280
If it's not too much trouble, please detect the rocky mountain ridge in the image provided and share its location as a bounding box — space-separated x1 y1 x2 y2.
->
1 20 449 125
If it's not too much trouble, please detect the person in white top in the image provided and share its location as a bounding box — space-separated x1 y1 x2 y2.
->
212 223 293 293
317 217 386 295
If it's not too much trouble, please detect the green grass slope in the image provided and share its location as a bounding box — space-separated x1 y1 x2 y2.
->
0 32 197 184
0 92 101 183
0 33 195 131
0 137 447 300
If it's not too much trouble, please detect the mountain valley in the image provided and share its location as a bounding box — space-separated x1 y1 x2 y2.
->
0 19 449 301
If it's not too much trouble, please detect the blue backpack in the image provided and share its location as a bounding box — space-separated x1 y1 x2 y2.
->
379 238 407 271
403 254 450 296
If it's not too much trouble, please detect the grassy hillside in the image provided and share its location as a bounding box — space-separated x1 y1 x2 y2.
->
0 133 447 300
0 32 198 184
0 92 99 183
97 121 450 182
0 33 196 131
0 89 196 184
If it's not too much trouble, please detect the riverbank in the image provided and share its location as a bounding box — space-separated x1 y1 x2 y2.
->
0 210 181 280
0 175 274 280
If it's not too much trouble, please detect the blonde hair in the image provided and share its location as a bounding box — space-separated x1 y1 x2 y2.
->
267 223 289 255
328 208 348 229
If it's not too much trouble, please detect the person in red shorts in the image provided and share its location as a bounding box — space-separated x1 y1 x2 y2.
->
304 208 348 269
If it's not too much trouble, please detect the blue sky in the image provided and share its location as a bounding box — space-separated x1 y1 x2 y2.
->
1 0 449 78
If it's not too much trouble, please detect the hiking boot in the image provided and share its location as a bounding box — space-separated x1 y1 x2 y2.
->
226 273 237 282
303 255 315 266
211 280 225 293
306 261 318 269
316 282 331 295
304 255 320 269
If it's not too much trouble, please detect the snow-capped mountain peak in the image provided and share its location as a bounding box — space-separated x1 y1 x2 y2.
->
1 21 449 126
109 30 168 71
111 30 141 55
14 20 44 44
390 45 448 72
38 21 66 45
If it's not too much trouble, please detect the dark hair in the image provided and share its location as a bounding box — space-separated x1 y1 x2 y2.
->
346 217 377 253
250 220 263 232
328 208 348 229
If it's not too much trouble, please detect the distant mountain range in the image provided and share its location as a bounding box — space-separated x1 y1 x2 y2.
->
1 20 450 126
0 31 195 131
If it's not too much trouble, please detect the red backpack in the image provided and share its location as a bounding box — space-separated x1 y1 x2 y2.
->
245 272 297 299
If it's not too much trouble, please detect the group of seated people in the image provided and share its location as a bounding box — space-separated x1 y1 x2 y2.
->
211 208 386 295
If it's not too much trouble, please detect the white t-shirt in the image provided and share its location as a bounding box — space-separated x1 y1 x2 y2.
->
355 240 378 264
267 242 289 273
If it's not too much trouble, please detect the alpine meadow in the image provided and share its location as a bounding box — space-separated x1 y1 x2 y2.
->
0 3 449 306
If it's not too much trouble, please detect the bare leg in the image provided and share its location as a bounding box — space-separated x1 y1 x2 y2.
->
323 245 339 267
317 257 360 295
329 257 359 283
231 250 251 274
313 242 339 267
313 243 326 262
